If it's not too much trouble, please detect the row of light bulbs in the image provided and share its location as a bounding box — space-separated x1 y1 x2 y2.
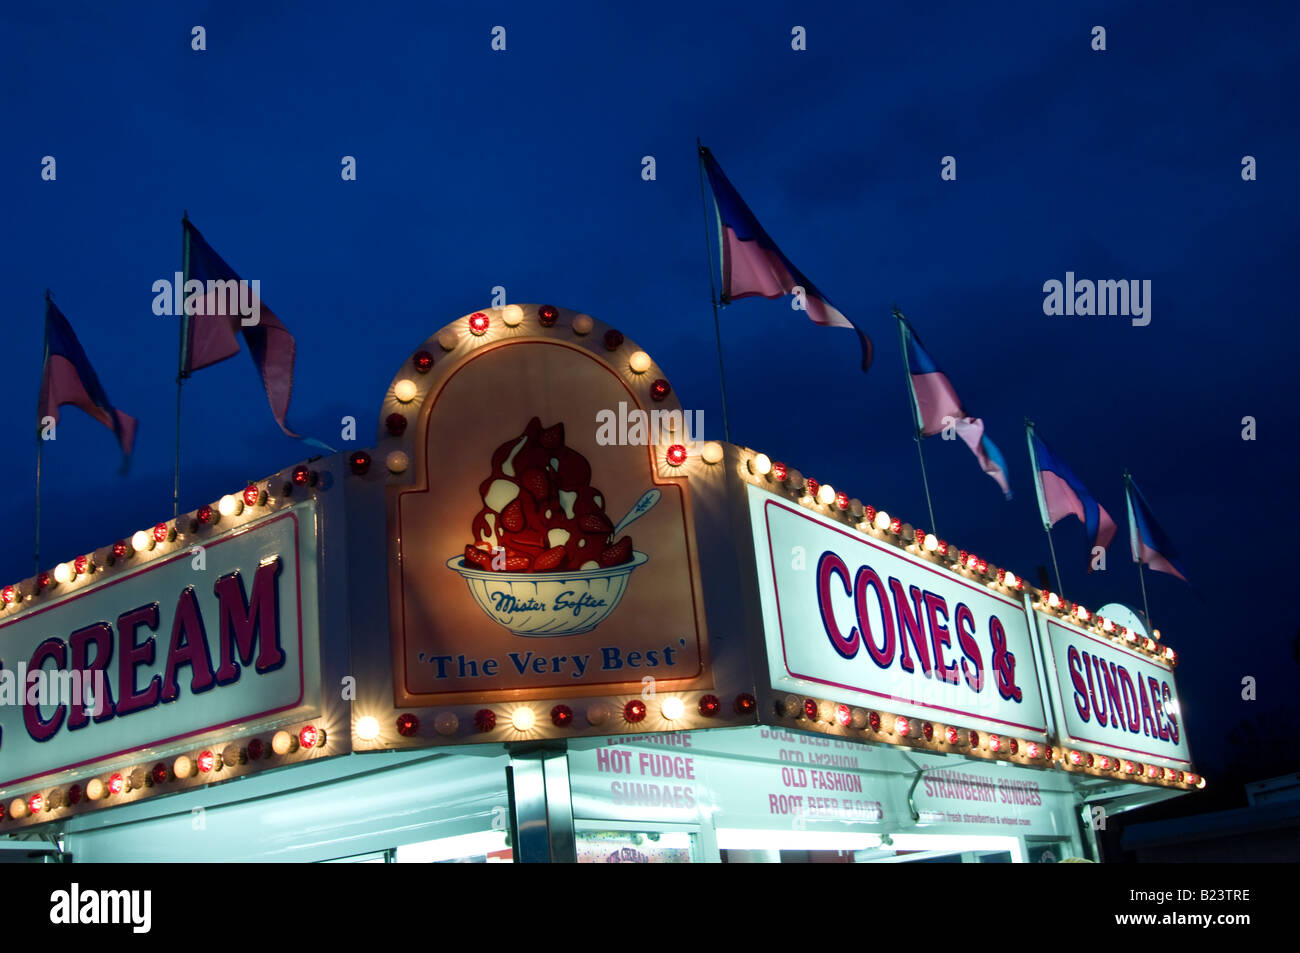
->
778 692 1203 789
355 693 759 743
3 724 325 827
742 451 1177 666
1 466 318 613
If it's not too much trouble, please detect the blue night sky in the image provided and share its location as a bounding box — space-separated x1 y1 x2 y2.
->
2 1 1296 778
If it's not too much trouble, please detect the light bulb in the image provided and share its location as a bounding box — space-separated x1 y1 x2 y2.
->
394 379 418 403
131 531 152 553
355 716 380 741
661 697 685 720
218 495 242 517
629 351 652 373
873 510 891 531
701 442 724 464
511 707 536 731
816 484 836 505
502 304 524 326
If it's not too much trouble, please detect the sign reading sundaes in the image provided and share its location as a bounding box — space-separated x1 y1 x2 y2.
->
1036 617 1191 769
0 509 318 789
748 487 1048 738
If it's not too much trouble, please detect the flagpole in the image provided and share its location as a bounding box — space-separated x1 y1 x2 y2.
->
175 211 191 518
1124 470 1152 628
697 141 732 444
36 290 51 576
895 308 937 534
1026 419 1063 596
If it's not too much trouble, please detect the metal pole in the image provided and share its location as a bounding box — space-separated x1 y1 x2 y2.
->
35 291 50 576
1126 472 1152 628
1026 419 1063 596
175 212 191 518
697 141 731 444
895 309 937 534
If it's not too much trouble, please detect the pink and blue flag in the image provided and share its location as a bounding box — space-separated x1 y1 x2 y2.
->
183 220 300 438
901 317 1010 498
1028 427 1116 565
700 146 873 371
1126 477 1190 583
39 299 137 458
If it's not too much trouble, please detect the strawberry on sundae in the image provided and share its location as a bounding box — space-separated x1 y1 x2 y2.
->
462 417 634 573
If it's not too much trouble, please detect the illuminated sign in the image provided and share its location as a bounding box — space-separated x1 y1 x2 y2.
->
0 507 320 790
387 332 711 708
748 486 1048 738
1036 616 1191 769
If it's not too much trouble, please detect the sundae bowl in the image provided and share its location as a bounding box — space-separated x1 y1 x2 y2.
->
447 551 648 636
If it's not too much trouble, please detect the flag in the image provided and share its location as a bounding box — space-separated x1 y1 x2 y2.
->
1126 477 1190 583
183 219 300 438
700 145 873 370
900 317 1011 498
1027 427 1116 564
39 299 137 458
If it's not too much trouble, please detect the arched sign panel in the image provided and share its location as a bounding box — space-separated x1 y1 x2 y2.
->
386 316 712 711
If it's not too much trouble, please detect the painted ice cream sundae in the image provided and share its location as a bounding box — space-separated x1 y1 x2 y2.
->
447 417 655 636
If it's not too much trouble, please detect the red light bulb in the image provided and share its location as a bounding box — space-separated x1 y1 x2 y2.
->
73 555 88 575
153 523 170 543
349 451 371 475
109 772 126 793
468 311 490 335
385 413 407 436
835 491 849 510
699 695 721 717
1009 738 1019 756
1068 750 1083 766
922 722 934 741
989 734 1002 753
867 711 881 732
68 784 83 805
473 709 496 732
38 572 50 590
650 379 670 401
151 763 168 784
112 541 128 558
863 505 876 525
894 716 911 737
889 517 902 535
247 738 265 760
242 484 260 507
665 444 687 466
734 693 756 714
771 462 787 482
2 586 14 605
624 699 647 723
603 329 624 351
28 793 44 814
835 704 852 727
197 752 215 773
197 505 213 524
1027 741 1041 759
299 725 320 749
550 705 573 727
413 350 434 373
538 305 558 327
945 726 959 745
803 699 818 720
292 465 312 486
968 730 979 748
976 559 988 574
805 478 819 499
396 714 419 737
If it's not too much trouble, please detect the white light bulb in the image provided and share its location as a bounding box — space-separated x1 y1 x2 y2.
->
54 563 73 584
751 453 772 475
511 708 536 731
873 510 891 531
502 304 524 327
701 441 724 464
131 531 152 553
437 329 458 351
629 351 652 374
386 451 409 474
1004 571 1017 587
816 484 836 505
661 697 685 721
394 379 418 403
355 716 380 742
923 534 939 552
218 495 242 517
572 314 593 335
